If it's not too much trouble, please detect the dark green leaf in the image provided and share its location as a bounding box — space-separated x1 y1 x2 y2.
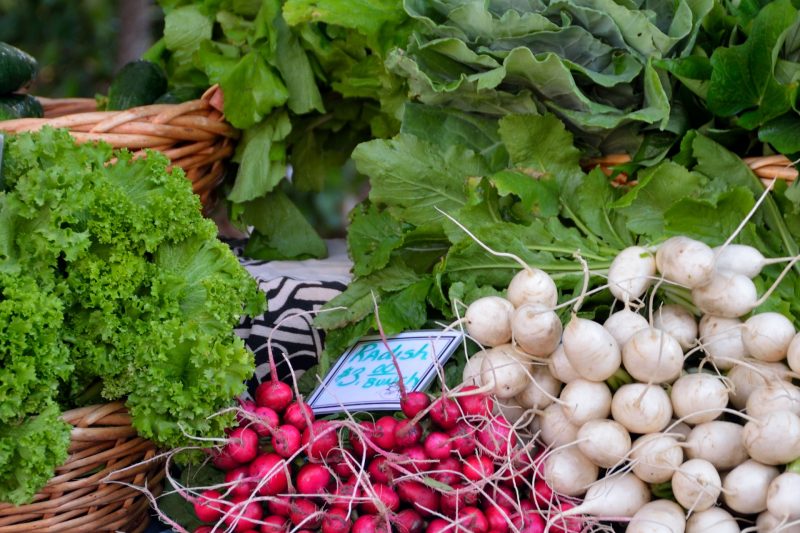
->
759 112 800 153
347 205 408 277
220 51 289 129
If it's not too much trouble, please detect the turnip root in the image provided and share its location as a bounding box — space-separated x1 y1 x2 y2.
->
576 419 632 469
671 458 721 512
692 270 758 318
670 373 729 424
655 237 715 289
756 510 800 533
562 317 621 381
746 382 800 418
742 312 796 363
713 244 770 278
629 433 684 484
543 447 598 497
480 344 531 398
654 304 697 351
559 379 612 426
727 360 793 410
549 344 581 383
611 384 672 434
685 421 748 470
622 327 684 384
698 315 747 370
766 472 800 521
742 410 800 465
557 473 650 519
516 365 562 410
507 268 558 309
787 332 800 374
604 309 650 348
465 296 514 347
607 246 657 304
669 420 692 441
628 500 686 533
722 459 780 515
462 350 487 386
536 403 579 447
493 397 527 425
512 303 562 357
685 507 739 533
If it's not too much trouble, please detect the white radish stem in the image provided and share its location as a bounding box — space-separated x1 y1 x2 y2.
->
653 304 698 350
512 303 562 357
722 459 780 515
559 379 612 426
556 473 650 518
655 236 715 289
562 317 621 381
629 433 684 484
671 459 721 512
670 373 729 425
607 246 657 305
576 419 632 469
611 383 673 434
622 327 684 384
604 308 649 348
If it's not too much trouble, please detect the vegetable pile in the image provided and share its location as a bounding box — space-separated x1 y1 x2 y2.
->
0 128 264 505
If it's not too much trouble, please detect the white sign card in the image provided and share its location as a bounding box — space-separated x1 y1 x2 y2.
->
306 330 463 415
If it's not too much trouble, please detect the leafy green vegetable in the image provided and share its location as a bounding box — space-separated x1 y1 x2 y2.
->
0 128 265 503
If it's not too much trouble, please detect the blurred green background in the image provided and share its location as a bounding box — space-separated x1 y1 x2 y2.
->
0 0 162 97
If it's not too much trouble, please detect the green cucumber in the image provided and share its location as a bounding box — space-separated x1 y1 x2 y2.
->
0 94 43 120
107 60 168 110
0 42 38 94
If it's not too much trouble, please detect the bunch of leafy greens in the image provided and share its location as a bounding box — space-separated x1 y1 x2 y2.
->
657 0 800 155
0 128 265 504
309 104 800 385
146 0 414 260
388 0 713 156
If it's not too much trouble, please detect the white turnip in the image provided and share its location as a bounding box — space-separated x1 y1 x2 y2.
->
536 403 579 447
655 236 715 289
611 383 673 434
670 373 729 424
742 410 800 465
685 421 748 470
465 296 514 347
685 507 738 533
692 270 758 318
746 382 800 417
556 473 650 518
654 304 697 350
628 500 686 533
479 344 531 398
766 472 800 521
671 458 721 512
516 364 562 410
622 327 684 384
742 312 796 362
507 268 558 309
727 360 793 410
549 344 581 383
607 246 657 304
543 447 598 497
562 317 621 381
576 419 632 469
629 433 684 484
559 379 612 426
722 459 780 515
604 308 650 348
698 315 747 370
512 303 562 357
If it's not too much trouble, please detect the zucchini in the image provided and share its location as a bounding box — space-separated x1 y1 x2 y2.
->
107 60 168 110
0 42 38 94
0 94 43 120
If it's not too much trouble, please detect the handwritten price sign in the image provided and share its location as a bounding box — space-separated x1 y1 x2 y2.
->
307 330 463 415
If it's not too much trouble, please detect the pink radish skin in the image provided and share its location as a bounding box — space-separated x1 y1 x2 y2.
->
225 467 256 498
423 432 452 460
463 454 495 481
449 420 478 456
431 456 462 485
352 516 380 533
401 391 431 418
283 402 315 431
255 380 293 412
224 498 263 532
430 398 460 430
224 427 258 464
547 502 584 533
461 507 489 532
394 508 424 533
193 489 226 522
252 406 279 437
425 519 450 533
210 447 239 471
360 483 400 514
267 495 291 517
533 478 555 509
518 513 546 533
367 456 395 484
487 484 518 512
260 516 287 531
373 416 399 450
478 417 517 457
395 419 423 448
302 420 339 460
248 453 289 496
486 506 512 532
322 507 352 533
397 480 441 516
458 386 494 417
330 479 362 509
397 445 431 475
290 498 321 528
296 463 332 496
350 421 376 458
272 424 301 458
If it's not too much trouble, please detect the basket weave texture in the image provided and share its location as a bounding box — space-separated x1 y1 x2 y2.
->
0 85 238 210
0 402 165 533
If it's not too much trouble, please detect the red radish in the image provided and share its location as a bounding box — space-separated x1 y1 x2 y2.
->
237 399 257 425
330 479 362 509
322 507 352 533
460 507 489 532
225 467 256 498
296 462 332 496
224 498 263 532
458 386 494 417
395 419 423 447
224 427 258 464
249 453 289 496
518 513 546 533
463 454 495 481
486 485 517 511
193 489 226 522
532 479 554 509
426 519 450 533
350 421 376 458
548 502 583 533
401 391 431 418
302 420 339 460
260 516 287 532
397 445 431 474
397 480 441 516
252 406 280 437
290 498 321 528
449 420 478 456
195 528 214 533
255 380 293 412
211 447 240 471
367 456 395 484
486 505 512 532
284 401 315 431
373 416 399 449
430 398 460 430
441 484 480 516
431 457 462 486
272 424 302 458
478 417 517 457
267 495 291 517
394 508 424 533
360 483 400 514
332 458 354 479
424 432 453 460
352 515 383 533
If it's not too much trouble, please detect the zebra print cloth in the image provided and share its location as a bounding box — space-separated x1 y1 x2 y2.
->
228 239 353 398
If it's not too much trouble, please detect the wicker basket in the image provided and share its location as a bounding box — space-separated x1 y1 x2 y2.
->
0 85 238 211
0 402 165 533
